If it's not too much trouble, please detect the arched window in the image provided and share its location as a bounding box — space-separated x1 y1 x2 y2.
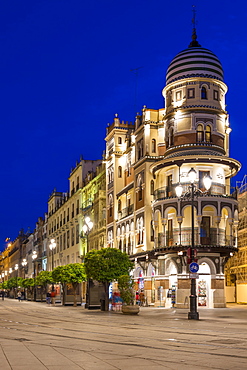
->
197 124 204 142
118 199 121 212
205 125 211 142
109 195 113 217
201 86 207 100
151 139 156 153
118 166 122 178
137 176 143 201
150 221 154 241
150 180 154 195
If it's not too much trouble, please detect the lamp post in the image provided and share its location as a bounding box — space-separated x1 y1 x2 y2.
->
14 264 18 296
82 217 93 254
32 251 37 301
22 259 27 278
175 167 212 320
82 217 93 309
49 239 56 291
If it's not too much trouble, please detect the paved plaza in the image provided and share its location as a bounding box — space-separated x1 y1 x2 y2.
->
0 299 247 369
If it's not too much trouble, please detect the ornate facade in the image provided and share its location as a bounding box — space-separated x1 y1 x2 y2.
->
106 31 241 308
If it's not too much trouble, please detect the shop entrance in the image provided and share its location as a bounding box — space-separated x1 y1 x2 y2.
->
197 262 211 307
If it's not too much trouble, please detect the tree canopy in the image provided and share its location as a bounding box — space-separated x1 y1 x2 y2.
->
84 248 134 283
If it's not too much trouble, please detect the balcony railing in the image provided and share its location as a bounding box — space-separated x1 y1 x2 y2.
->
156 230 234 248
153 182 237 201
118 204 134 220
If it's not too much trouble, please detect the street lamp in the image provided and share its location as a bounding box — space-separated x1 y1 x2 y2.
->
14 264 18 294
22 259 27 278
49 239 56 292
32 251 37 301
175 167 212 320
82 217 93 309
82 217 93 253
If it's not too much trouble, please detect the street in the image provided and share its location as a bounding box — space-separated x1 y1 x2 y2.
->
0 299 247 369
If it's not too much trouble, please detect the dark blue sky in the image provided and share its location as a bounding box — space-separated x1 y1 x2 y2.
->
0 0 246 250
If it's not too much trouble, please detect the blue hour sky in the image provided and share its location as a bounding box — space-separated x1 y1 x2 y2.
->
0 0 246 250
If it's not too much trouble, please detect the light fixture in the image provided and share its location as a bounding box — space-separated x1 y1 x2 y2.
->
175 183 183 198
188 168 197 183
203 175 212 191
15 264 18 270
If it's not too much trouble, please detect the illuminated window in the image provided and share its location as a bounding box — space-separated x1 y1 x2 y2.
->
197 124 204 142
176 91 182 101
151 139 156 153
213 90 219 101
205 125 211 142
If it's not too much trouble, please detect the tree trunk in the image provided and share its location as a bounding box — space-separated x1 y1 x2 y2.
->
72 283 78 307
103 282 109 311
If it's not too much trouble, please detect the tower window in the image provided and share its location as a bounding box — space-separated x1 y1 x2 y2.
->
205 125 211 142
118 166 122 178
196 124 204 142
176 91 182 101
151 139 156 153
150 180 154 195
188 88 195 99
118 137 122 144
213 90 219 101
201 87 207 100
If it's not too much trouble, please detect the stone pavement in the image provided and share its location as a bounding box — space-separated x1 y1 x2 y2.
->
0 299 247 369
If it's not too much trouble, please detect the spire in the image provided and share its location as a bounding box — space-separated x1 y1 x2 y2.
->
188 5 201 48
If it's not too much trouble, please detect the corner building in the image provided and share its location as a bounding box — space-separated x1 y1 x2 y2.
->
105 32 241 308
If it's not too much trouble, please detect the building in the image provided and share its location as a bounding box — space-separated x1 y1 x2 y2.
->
47 158 106 271
225 175 247 303
105 28 241 308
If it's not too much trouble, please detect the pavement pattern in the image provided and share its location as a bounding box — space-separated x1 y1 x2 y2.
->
0 299 247 370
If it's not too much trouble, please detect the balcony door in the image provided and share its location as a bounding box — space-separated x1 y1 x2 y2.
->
200 216 210 245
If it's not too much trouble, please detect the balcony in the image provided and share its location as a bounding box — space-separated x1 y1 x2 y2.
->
81 199 93 211
156 230 234 249
153 182 237 201
118 204 134 220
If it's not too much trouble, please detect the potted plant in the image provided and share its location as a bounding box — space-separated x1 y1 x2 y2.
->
118 275 139 315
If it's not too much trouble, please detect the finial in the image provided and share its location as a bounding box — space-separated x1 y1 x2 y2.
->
188 5 201 48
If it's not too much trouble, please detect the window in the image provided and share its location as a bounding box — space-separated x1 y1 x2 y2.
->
150 221 154 242
205 125 211 142
213 90 219 101
76 199 79 215
167 175 172 196
76 224 79 244
67 208 69 222
201 86 207 100
76 176 79 190
118 199 121 212
188 88 195 99
151 139 156 153
137 139 143 160
200 216 211 245
67 230 70 248
197 124 204 142
150 180 154 195
118 166 122 178
199 171 210 190
176 90 181 101
118 137 122 144
167 219 173 246
71 227 75 246
71 204 74 218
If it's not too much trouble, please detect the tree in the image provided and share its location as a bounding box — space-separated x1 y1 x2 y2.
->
52 264 86 306
35 271 53 302
84 248 134 311
22 278 35 299
118 275 135 305
64 264 86 307
52 266 67 305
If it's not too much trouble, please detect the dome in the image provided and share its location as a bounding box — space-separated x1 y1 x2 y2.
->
166 41 223 85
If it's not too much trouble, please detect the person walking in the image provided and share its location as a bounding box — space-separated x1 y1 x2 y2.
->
46 291 51 305
17 291 22 302
1 290 4 300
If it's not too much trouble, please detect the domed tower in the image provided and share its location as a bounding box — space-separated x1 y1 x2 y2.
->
150 28 241 309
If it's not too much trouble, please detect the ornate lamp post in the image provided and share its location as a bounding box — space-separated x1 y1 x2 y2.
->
21 259 27 278
82 217 93 254
32 251 37 301
14 264 18 295
175 167 212 320
49 239 56 292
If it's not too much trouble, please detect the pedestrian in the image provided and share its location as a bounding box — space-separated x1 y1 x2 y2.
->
46 291 51 305
50 290 56 306
140 290 145 306
136 291 140 305
1 290 4 300
17 291 22 302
